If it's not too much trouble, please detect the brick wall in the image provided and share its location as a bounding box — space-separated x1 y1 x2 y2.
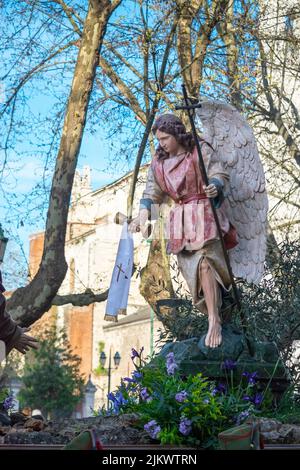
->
66 305 94 379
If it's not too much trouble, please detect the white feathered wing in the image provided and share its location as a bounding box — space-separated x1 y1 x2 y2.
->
195 100 268 284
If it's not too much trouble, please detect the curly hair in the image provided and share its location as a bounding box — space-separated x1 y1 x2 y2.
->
152 114 195 160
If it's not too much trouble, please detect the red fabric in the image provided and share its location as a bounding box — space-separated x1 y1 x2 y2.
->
96 439 104 450
152 147 238 254
224 224 238 250
175 193 207 204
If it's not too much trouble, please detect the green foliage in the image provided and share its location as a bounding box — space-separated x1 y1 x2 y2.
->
98 348 272 449
0 388 8 403
93 341 107 377
18 327 84 419
240 240 300 347
266 386 300 425
239 239 300 389
214 362 273 428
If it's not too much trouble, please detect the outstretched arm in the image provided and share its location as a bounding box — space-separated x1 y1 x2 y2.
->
129 164 165 236
139 164 165 217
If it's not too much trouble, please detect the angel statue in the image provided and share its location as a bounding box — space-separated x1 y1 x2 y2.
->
128 101 268 349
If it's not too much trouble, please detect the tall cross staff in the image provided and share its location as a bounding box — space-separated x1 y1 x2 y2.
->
176 84 253 354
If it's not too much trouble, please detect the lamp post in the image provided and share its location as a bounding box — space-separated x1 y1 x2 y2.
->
100 347 121 409
0 224 8 264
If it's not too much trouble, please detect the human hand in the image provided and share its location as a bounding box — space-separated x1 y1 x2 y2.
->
204 184 218 198
128 215 141 233
14 327 39 354
128 209 150 236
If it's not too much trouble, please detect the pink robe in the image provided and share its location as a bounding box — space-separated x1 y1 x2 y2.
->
142 143 237 255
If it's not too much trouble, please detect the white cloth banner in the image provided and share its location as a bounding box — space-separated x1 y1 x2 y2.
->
104 222 134 322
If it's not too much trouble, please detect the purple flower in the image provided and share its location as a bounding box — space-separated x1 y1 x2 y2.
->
123 377 136 383
253 393 263 407
243 395 251 401
144 420 161 439
175 391 188 402
236 410 250 425
123 370 143 385
107 392 116 402
108 391 128 414
140 387 151 402
166 352 178 375
132 371 143 381
242 371 258 384
179 417 192 436
2 395 14 411
212 383 227 395
131 348 139 359
108 391 127 406
221 359 237 371
115 391 128 405
242 393 263 407
203 398 210 404
131 347 144 360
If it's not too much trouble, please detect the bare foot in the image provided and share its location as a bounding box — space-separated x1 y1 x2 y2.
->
205 316 222 348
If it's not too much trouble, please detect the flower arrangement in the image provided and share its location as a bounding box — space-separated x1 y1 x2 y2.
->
98 348 270 448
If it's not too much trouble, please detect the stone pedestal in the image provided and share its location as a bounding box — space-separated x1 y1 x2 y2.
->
157 324 290 404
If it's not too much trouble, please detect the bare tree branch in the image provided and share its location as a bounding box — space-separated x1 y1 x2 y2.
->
53 289 109 306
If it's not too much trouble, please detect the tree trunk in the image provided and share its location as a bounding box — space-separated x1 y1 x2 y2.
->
7 0 120 326
217 1 243 110
176 0 229 99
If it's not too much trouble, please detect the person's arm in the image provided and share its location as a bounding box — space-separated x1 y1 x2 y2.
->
0 300 38 355
139 164 165 219
0 271 38 356
0 294 22 355
129 164 165 235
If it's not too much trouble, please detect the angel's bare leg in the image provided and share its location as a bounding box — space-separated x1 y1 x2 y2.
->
199 259 222 348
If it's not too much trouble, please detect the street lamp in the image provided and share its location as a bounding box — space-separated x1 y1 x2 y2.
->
0 224 8 264
100 348 121 409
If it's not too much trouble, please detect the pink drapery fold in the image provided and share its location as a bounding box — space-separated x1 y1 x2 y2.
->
151 145 238 254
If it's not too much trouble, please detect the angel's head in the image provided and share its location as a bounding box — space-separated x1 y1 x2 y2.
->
152 114 195 159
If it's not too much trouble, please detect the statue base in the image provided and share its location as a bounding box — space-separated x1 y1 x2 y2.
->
156 324 290 405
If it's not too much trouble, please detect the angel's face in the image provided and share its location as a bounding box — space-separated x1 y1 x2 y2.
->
155 130 181 157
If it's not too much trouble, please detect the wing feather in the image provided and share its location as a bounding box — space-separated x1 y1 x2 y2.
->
196 100 268 284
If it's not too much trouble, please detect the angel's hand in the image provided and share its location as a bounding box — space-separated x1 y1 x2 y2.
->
128 209 151 238
128 216 141 233
128 209 150 234
204 184 218 198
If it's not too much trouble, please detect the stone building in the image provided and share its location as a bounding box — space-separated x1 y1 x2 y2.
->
257 0 300 241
